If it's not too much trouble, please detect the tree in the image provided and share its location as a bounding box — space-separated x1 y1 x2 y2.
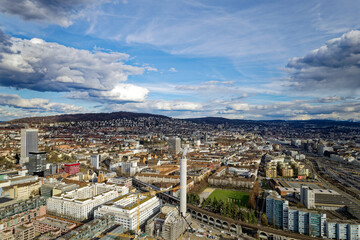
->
261 213 268 226
248 181 261 209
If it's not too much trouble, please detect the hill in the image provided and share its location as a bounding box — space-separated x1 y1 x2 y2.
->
9 111 170 124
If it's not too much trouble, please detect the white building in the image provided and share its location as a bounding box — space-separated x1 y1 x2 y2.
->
94 194 161 231
300 185 315 209
20 129 38 165
90 154 101 169
47 183 128 221
121 162 138 176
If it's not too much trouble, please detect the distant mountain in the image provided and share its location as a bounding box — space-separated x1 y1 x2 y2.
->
7 111 360 127
8 111 170 124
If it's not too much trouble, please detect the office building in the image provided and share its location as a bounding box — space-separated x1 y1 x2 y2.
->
20 129 38 165
47 183 129 221
90 154 101 169
94 194 161 231
168 137 181 154
27 151 46 177
64 163 80 175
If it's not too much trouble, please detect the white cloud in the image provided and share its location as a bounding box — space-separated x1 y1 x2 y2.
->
109 99 203 112
0 34 151 103
169 67 177 72
90 84 149 102
0 93 83 113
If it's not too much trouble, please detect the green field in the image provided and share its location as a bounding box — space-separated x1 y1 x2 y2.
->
207 189 250 207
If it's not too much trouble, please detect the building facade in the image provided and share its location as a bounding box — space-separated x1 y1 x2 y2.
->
46 183 128 221
266 192 359 239
94 194 161 231
64 163 80 176
20 129 38 166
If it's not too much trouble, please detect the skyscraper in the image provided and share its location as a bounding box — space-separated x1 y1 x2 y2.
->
168 137 181 154
20 129 38 166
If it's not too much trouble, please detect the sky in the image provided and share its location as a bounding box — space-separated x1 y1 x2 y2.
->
0 0 360 121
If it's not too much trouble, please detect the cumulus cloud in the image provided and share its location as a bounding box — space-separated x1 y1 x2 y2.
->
286 30 360 95
0 0 95 27
169 67 177 72
0 93 83 113
0 34 150 103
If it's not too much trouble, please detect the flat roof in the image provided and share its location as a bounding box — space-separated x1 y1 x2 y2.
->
0 197 14 204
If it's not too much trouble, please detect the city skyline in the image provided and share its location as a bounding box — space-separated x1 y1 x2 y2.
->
0 0 360 121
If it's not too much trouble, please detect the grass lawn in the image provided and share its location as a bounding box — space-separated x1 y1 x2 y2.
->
207 189 250 207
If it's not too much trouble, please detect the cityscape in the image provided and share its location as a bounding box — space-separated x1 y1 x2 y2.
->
0 1 360 240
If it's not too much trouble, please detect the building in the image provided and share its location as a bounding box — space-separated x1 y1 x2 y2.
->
64 163 80 176
40 178 78 198
27 151 46 177
20 129 38 166
168 137 181 154
107 177 132 188
121 162 137 176
146 205 190 240
14 222 35 240
300 185 315 209
266 192 360 239
94 194 161 231
90 155 101 169
33 216 77 235
58 214 115 240
46 183 128 221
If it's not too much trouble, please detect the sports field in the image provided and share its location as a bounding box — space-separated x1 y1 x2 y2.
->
207 189 250 207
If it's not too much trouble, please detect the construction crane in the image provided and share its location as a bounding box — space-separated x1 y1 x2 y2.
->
110 185 181 238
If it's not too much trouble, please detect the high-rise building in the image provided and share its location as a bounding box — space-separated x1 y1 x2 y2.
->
20 129 38 166
300 185 315 209
90 154 101 169
168 137 181 154
27 151 46 177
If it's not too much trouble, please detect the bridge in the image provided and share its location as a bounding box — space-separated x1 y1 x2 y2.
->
132 177 323 240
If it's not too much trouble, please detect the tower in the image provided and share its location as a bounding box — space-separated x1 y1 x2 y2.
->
180 151 187 216
168 137 181 154
20 128 38 166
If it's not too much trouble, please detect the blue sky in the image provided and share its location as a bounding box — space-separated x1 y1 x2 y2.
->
0 0 360 121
